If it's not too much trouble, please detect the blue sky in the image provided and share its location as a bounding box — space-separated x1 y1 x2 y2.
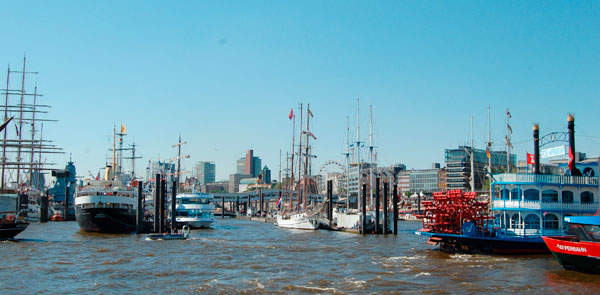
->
1 1 599 181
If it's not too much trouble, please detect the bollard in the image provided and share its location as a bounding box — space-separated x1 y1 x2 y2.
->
171 181 177 231
236 196 240 213
222 196 225 219
160 178 167 232
383 181 388 235
136 181 143 234
327 180 333 225
393 183 398 235
375 177 380 234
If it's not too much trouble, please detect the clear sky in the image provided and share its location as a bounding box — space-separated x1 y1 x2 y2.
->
1 1 599 181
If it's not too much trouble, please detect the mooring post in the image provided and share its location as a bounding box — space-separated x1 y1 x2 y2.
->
327 180 333 225
40 191 49 223
64 185 70 221
171 180 177 231
236 196 240 213
161 179 167 231
375 177 380 234
393 183 398 235
361 184 367 234
154 174 160 233
247 194 251 216
222 196 225 219
383 181 389 235
136 181 143 234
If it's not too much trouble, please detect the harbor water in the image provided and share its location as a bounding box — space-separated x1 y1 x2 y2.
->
1 218 599 294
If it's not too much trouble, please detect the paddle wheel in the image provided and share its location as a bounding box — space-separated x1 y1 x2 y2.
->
417 190 492 235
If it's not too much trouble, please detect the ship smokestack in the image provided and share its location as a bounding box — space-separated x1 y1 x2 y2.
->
533 124 540 174
104 165 113 181
568 114 581 176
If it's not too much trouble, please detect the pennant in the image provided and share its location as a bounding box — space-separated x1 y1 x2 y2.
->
507 124 512 134
308 108 313 118
527 152 535 164
120 123 126 134
506 108 512 118
14 124 19 136
302 131 317 140
288 108 294 120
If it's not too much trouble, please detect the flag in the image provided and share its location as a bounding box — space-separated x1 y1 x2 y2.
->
276 196 282 208
506 108 512 118
308 108 313 118
14 124 19 136
507 123 512 134
486 146 491 159
568 146 575 172
527 152 535 164
288 108 294 120
303 131 317 140
120 123 126 134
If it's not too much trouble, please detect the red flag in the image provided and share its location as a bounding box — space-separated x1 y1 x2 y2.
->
486 147 491 159
288 108 294 120
568 146 575 172
527 152 535 164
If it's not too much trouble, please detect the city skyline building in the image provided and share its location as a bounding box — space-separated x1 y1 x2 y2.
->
195 161 216 186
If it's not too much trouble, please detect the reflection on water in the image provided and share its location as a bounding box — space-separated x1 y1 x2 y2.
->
1 219 599 294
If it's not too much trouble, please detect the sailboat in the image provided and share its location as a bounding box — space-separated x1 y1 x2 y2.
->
275 103 318 230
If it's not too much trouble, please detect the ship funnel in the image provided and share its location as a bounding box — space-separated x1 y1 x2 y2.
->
533 124 540 174
104 165 113 181
568 114 581 176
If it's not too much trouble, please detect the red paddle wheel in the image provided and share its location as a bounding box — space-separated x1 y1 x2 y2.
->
416 190 493 235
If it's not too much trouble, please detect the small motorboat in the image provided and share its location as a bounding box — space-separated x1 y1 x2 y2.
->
51 212 65 222
146 225 190 241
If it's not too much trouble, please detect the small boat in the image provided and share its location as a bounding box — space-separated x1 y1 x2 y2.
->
542 215 600 274
146 226 190 240
51 212 65 222
0 210 30 240
276 212 318 230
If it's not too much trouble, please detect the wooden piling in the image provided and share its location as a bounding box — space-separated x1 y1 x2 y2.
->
136 181 143 234
375 177 380 234
160 178 167 232
361 184 367 234
171 180 177 231
222 196 225 219
327 180 333 225
393 183 398 235
383 181 388 235
154 174 160 233
40 191 49 223
64 185 70 221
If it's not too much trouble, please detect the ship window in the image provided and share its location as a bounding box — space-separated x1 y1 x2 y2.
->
562 191 574 203
510 188 520 201
542 190 558 203
524 189 539 202
583 225 600 242
581 191 594 203
501 188 509 200
543 214 559 230
568 224 593 242
524 214 540 229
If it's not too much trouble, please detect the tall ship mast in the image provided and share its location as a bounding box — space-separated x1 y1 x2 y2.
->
0 56 62 193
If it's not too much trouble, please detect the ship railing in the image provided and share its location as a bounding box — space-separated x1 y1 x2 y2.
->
493 173 598 185
492 200 599 212
500 228 563 237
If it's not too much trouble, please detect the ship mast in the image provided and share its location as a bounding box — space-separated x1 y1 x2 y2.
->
1 64 10 192
369 104 374 209
289 111 295 210
470 116 475 192
303 104 312 209
487 106 492 198
356 97 361 210
505 108 513 173
345 115 350 209
296 103 303 210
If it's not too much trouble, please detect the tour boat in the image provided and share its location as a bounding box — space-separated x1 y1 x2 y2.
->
175 192 215 229
542 215 600 274
0 210 29 240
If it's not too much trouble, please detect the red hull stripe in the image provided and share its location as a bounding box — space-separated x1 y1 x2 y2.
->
542 237 600 257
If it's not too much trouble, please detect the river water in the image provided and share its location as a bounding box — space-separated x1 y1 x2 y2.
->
2 215 599 294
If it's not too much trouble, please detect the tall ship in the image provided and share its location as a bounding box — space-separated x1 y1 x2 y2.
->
176 192 215 229
74 124 139 233
416 114 599 254
276 103 318 230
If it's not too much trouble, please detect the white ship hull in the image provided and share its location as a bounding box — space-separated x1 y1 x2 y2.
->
276 213 318 230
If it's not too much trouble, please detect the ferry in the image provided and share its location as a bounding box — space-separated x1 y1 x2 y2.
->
543 215 600 274
74 166 137 233
176 192 215 229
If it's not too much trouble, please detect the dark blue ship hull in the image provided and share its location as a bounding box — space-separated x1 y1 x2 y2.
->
417 231 550 255
75 207 136 233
